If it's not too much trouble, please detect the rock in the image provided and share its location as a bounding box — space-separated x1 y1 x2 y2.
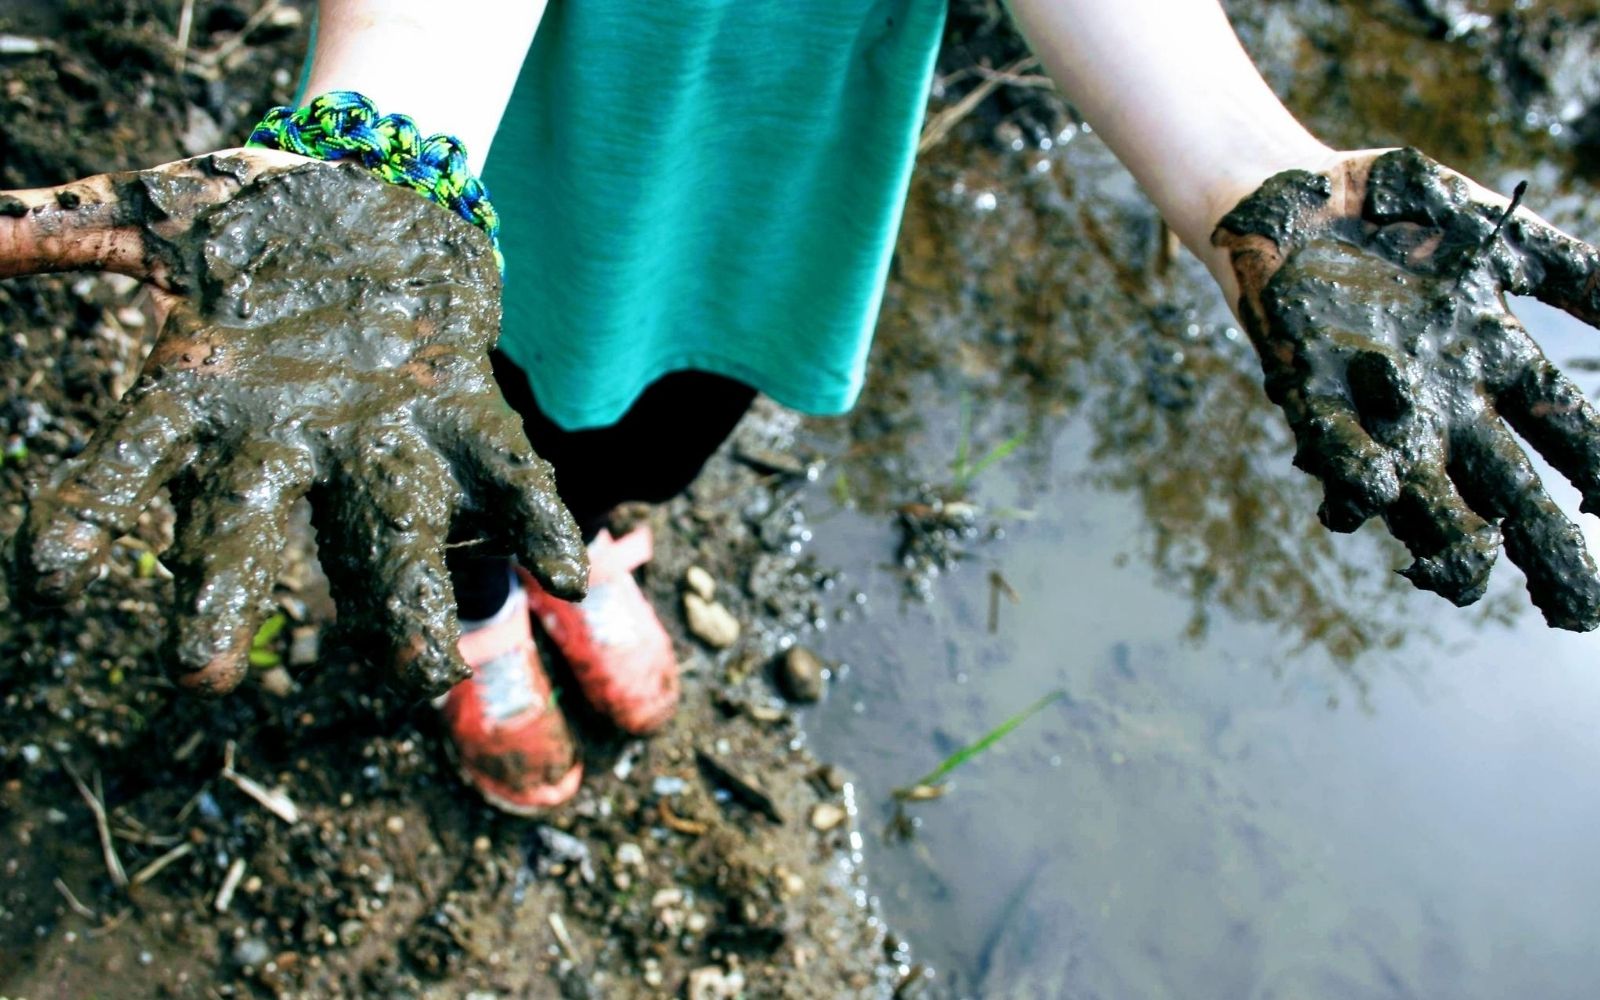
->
687 965 746 1000
232 936 271 967
258 666 294 698
684 565 716 600
288 625 320 667
651 887 684 909
809 803 846 832
616 842 644 868
114 305 146 329
684 592 740 649
777 646 827 703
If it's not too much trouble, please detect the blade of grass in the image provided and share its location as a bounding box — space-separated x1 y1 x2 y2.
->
963 430 1027 484
893 689 1066 799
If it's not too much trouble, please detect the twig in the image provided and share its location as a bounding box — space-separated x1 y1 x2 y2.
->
131 842 194 886
0 34 55 55
190 0 280 70
547 912 582 965
919 56 1044 154
213 858 246 912
222 740 301 824
59 756 127 888
53 877 98 920
987 569 1019 634
658 798 709 837
173 0 195 70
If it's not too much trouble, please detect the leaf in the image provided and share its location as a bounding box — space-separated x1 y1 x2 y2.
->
252 611 288 648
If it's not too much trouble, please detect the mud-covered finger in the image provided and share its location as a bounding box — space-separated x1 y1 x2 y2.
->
1451 422 1600 631
1284 394 1402 533
319 435 470 697
1503 207 1600 327
1382 460 1501 607
1496 356 1600 514
428 399 587 600
16 390 197 602
165 443 315 694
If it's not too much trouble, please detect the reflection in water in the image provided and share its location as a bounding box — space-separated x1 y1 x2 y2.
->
799 5 1600 997
836 137 1455 679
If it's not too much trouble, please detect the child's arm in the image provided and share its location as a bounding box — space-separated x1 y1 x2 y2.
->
300 0 548 168
1007 0 1332 292
1011 0 1600 630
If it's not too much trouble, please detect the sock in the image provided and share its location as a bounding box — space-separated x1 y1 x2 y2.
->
458 567 521 632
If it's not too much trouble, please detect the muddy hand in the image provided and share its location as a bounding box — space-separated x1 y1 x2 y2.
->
1213 147 1600 630
0 150 587 695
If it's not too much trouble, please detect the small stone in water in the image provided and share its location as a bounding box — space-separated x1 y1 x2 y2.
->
777 646 827 703
810 803 846 832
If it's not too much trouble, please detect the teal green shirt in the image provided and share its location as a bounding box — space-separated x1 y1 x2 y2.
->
484 1 945 430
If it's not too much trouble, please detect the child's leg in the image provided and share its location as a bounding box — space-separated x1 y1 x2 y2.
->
450 356 756 617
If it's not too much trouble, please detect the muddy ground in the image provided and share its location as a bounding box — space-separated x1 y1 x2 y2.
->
5 0 1600 997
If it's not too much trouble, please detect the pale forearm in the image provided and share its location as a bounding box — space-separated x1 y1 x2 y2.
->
301 0 546 170
1007 0 1331 271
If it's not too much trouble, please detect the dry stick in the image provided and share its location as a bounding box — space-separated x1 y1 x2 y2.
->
214 857 247 912
193 0 281 70
919 55 1044 155
173 0 195 71
222 740 301 824
53 877 98 920
131 841 194 886
548 912 582 965
59 756 128 888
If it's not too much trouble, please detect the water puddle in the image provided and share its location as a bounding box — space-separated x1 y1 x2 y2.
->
792 89 1600 997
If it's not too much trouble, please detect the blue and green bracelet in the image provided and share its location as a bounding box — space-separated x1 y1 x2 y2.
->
245 90 502 270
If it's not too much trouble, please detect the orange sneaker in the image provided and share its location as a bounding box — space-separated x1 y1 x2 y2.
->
524 525 680 734
442 583 583 814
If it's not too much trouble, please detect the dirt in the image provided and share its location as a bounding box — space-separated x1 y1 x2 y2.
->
10 0 1600 997
0 3 894 997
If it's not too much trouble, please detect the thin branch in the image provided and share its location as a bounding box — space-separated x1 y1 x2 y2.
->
53 877 98 920
919 56 1045 155
131 842 194 886
59 756 127 888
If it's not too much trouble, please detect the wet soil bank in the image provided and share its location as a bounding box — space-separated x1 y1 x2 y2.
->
0 3 888 997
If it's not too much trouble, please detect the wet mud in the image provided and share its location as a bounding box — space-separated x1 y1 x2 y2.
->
1215 147 1600 628
5 158 585 696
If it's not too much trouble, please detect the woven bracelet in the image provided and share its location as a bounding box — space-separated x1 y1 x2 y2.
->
244 90 503 271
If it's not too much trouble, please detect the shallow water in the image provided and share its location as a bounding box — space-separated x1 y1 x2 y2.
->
795 80 1600 998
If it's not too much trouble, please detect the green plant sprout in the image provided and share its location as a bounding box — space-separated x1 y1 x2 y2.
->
892 689 1066 801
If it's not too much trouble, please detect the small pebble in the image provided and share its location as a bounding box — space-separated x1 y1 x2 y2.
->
684 565 716 600
384 816 405 834
258 666 293 698
684 592 740 649
473 835 493 854
810 803 846 832
651 887 684 909
616 842 644 868
777 647 827 703
288 626 320 667
652 775 687 797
